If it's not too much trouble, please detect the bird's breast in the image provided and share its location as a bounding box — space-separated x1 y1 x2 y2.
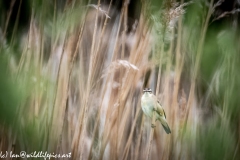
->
141 96 155 118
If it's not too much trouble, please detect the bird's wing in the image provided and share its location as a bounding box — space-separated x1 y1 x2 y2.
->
154 100 166 119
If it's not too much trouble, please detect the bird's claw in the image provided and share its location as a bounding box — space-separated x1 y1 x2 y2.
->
151 124 156 128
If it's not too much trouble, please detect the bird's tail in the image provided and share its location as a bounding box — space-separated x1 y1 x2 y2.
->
159 118 171 134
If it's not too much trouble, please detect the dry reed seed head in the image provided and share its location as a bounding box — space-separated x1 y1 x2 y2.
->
151 1 192 36
166 2 193 29
102 60 139 78
115 60 139 71
212 8 240 23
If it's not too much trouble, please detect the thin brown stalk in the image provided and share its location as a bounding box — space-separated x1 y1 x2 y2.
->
117 0 129 157
146 111 156 160
98 3 125 160
170 5 184 158
122 106 141 160
122 32 151 103
172 3 183 118
87 1 114 158
134 114 144 160
91 0 113 77
119 32 151 157
78 0 101 159
68 25 85 90
87 74 112 160
60 15 85 156
67 12 86 160
110 6 124 62
156 43 164 96
99 105 118 160
145 37 163 160
54 33 77 153
48 34 67 151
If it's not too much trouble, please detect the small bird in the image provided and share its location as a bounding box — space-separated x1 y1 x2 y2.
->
141 88 171 134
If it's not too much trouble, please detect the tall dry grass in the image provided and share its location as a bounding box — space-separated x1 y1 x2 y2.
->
0 0 240 160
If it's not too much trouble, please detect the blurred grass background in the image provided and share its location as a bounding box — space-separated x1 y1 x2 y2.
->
0 0 240 159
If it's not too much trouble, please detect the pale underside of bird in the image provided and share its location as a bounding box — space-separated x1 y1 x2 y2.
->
141 88 171 134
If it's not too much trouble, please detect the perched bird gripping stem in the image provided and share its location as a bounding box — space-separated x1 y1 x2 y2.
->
141 88 171 134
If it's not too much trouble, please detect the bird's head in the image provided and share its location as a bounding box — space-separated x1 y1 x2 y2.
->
143 88 153 96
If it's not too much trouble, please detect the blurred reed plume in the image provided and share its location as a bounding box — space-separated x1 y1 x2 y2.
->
0 0 240 160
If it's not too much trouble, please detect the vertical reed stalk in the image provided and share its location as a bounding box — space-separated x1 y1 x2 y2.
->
146 111 156 160
78 0 101 159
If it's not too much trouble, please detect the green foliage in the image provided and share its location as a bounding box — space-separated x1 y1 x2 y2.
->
0 55 20 126
198 123 235 160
